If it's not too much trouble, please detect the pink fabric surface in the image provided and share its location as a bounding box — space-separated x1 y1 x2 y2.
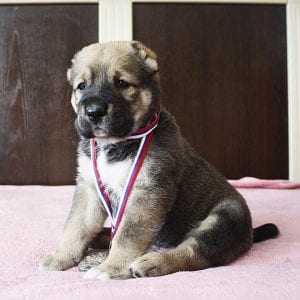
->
0 181 299 299
229 177 300 189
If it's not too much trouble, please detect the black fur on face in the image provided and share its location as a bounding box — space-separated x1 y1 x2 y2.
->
75 80 135 139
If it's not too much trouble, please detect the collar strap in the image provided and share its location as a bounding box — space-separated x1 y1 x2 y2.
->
127 112 160 140
90 111 160 239
91 131 155 239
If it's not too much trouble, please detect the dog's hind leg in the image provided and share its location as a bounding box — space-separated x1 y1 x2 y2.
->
130 237 210 278
130 198 253 277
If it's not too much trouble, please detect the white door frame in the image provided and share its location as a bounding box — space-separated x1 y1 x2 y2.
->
1 0 299 180
287 0 300 181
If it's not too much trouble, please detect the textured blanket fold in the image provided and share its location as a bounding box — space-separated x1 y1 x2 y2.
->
229 176 300 189
0 178 299 299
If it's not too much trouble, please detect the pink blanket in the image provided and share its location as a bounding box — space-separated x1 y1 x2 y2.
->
0 179 299 299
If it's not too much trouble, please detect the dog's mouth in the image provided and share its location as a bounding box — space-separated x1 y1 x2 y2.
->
93 127 108 137
75 115 133 142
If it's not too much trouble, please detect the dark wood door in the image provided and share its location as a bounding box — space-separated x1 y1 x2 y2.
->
134 4 288 179
0 3 288 184
0 5 98 185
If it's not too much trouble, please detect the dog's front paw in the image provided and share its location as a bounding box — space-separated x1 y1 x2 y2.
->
83 263 131 280
83 267 111 280
130 252 166 278
39 253 78 271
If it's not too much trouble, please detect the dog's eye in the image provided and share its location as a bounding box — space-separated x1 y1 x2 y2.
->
77 82 86 90
116 80 130 89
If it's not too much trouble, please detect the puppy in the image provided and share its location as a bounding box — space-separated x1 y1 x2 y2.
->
39 41 279 279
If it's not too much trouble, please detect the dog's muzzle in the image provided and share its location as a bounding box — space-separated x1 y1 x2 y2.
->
83 97 108 124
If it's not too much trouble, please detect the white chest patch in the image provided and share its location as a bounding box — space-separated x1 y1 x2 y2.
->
78 150 132 199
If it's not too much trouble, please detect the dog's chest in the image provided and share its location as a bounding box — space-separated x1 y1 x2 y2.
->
97 150 132 195
78 149 132 198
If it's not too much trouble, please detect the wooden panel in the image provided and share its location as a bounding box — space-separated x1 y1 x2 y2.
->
0 5 98 185
134 4 288 179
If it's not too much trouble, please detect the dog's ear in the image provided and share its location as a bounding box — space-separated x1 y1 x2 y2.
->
131 41 159 75
67 68 72 82
66 58 76 84
67 56 79 85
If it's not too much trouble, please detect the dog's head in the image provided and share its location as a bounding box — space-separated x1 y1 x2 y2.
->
67 41 160 142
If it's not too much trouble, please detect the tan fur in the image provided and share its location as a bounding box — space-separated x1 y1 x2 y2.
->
39 181 106 271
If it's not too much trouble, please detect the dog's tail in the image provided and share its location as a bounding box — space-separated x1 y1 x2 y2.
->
253 223 279 243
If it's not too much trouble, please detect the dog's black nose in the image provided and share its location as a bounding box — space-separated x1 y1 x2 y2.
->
84 99 108 123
